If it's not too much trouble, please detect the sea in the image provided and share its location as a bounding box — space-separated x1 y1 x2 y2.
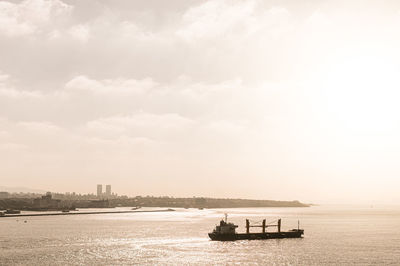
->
1 205 400 265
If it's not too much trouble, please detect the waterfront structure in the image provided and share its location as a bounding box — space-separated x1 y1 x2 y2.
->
97 184 102 197
106 185 111 196
32 192 61 210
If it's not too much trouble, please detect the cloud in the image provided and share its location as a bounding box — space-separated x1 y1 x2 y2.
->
0 69 293 130
68 24 90 42
0 88 43 98
0 70 43 98
176 0 256 40
85 113 195 141
65 75 157 95
0 142 27 152
176 0 291 41
17 121 62 134
85 136 155 151
0 72 9 82
0 0 72 37
0 0 296 86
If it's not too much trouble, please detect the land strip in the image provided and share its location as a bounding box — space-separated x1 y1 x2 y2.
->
0 208 174 218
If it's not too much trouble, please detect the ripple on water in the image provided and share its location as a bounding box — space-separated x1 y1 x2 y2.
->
1 206 400 265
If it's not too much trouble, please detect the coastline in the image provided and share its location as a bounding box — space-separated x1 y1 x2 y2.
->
0 208 175 218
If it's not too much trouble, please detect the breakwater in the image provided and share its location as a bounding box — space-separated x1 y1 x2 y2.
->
0 209 175 218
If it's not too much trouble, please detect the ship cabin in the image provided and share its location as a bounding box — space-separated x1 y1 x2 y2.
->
212 215 238 235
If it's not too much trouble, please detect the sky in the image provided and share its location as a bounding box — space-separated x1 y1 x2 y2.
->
1 0 400 204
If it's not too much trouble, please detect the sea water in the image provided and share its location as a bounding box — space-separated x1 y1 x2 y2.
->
1 205 400 265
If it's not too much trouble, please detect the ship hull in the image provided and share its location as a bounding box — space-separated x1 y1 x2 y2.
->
208 230 303 241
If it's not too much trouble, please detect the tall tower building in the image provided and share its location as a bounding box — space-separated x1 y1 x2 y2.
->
97 184 102 197
106 185 111 196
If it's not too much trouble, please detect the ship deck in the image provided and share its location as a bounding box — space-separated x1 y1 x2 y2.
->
209 230 303 241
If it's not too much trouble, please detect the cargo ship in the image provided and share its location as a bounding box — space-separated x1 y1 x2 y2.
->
208 214 304 241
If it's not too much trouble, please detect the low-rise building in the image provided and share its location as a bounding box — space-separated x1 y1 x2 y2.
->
33 192 61 209
0 192 9 199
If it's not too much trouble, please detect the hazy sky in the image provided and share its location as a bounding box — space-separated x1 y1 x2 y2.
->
1 0 400 203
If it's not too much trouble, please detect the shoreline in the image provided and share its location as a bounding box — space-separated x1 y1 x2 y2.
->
0 208 175 218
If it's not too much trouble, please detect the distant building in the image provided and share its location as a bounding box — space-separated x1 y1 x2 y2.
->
0 191 9 198
97 184 102 197
89 199 110 208
106 185 111 196
33 192 61 209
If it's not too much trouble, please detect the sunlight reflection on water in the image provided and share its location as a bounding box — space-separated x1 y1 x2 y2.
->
1 206 400 265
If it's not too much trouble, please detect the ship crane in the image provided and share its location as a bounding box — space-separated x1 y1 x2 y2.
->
246 218 282 234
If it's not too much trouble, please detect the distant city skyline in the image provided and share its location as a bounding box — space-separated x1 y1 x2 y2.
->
96 184 112 198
